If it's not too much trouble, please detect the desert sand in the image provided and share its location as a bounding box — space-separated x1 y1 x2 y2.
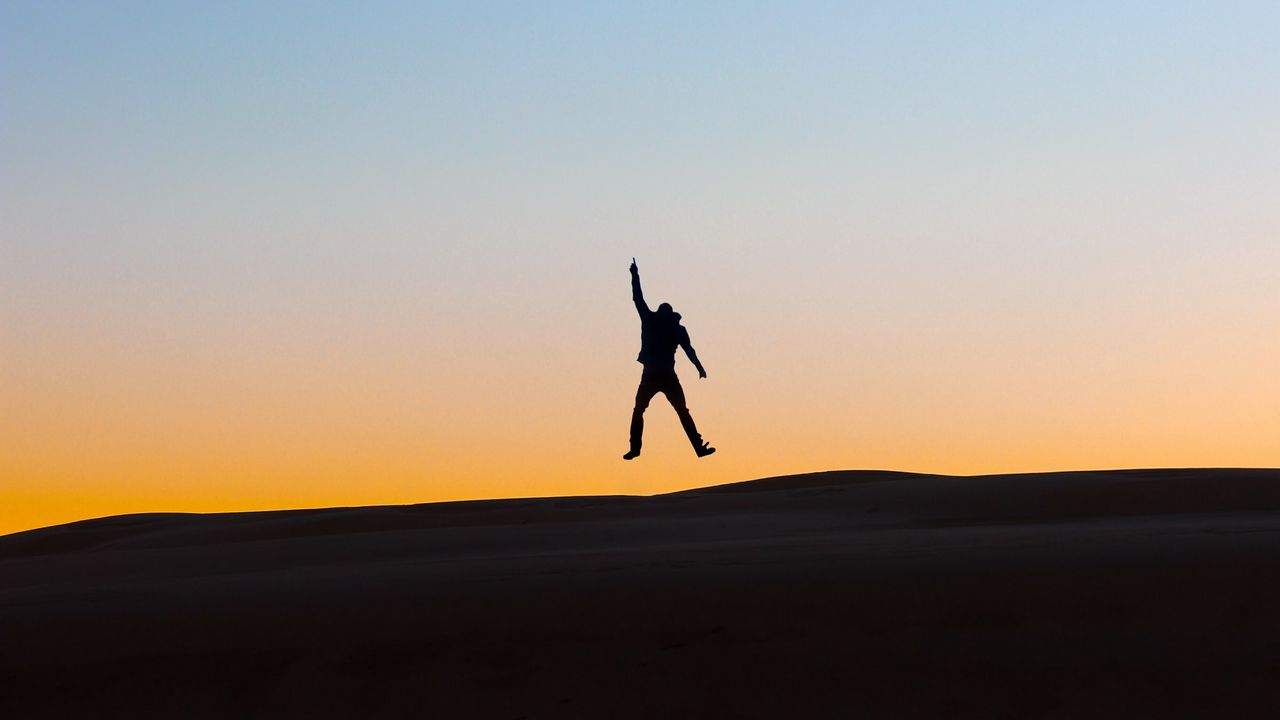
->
3 468 1279 718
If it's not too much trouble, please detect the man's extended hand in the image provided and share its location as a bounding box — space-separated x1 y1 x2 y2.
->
698 367 707 379
630 257 638 275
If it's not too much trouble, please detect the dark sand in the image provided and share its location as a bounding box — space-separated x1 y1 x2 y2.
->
3 469 1280 718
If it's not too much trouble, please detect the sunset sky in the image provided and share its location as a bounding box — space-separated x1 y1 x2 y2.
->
3 2 1278 535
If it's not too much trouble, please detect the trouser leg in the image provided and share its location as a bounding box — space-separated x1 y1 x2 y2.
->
630 377 659 452
628 407 644 452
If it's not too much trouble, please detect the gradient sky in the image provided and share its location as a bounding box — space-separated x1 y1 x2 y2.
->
3 2 1278 535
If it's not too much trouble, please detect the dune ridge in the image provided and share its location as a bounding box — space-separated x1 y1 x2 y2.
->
4 468 1276 557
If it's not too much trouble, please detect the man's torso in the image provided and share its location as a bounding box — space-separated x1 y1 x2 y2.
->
637 314 688 370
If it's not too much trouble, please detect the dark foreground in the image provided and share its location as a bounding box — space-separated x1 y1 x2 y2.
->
3 469 1280 719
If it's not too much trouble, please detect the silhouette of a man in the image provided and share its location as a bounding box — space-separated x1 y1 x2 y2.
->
625 259 715 460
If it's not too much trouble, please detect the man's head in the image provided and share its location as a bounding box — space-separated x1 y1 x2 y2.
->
655 302 681 323
656 302 674 315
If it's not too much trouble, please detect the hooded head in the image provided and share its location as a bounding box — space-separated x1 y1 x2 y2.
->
655 302 681 322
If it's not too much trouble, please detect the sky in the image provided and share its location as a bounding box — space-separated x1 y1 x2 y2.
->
3 1 1278 535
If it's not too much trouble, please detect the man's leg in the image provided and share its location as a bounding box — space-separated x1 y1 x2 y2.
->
626 374 660 459
660 375 714 456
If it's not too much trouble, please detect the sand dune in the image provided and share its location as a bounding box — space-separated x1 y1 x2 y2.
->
3 469 1280 718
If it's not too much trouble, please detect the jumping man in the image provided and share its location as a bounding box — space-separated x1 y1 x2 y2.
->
624 258 715 460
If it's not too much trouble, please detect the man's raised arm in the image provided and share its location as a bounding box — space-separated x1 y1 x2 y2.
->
630 258 650 316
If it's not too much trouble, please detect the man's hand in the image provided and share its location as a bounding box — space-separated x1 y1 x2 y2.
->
698 367 707 379
630 257 638 275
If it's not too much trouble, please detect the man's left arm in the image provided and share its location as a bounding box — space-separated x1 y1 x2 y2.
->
680 332 707 379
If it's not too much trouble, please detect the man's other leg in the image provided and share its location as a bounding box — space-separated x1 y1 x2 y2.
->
660 375 712 455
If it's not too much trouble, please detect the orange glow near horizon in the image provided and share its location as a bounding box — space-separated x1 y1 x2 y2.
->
4 282 1278 536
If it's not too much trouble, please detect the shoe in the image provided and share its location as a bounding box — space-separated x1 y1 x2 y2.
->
623 449 640 460
695 442 716 458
